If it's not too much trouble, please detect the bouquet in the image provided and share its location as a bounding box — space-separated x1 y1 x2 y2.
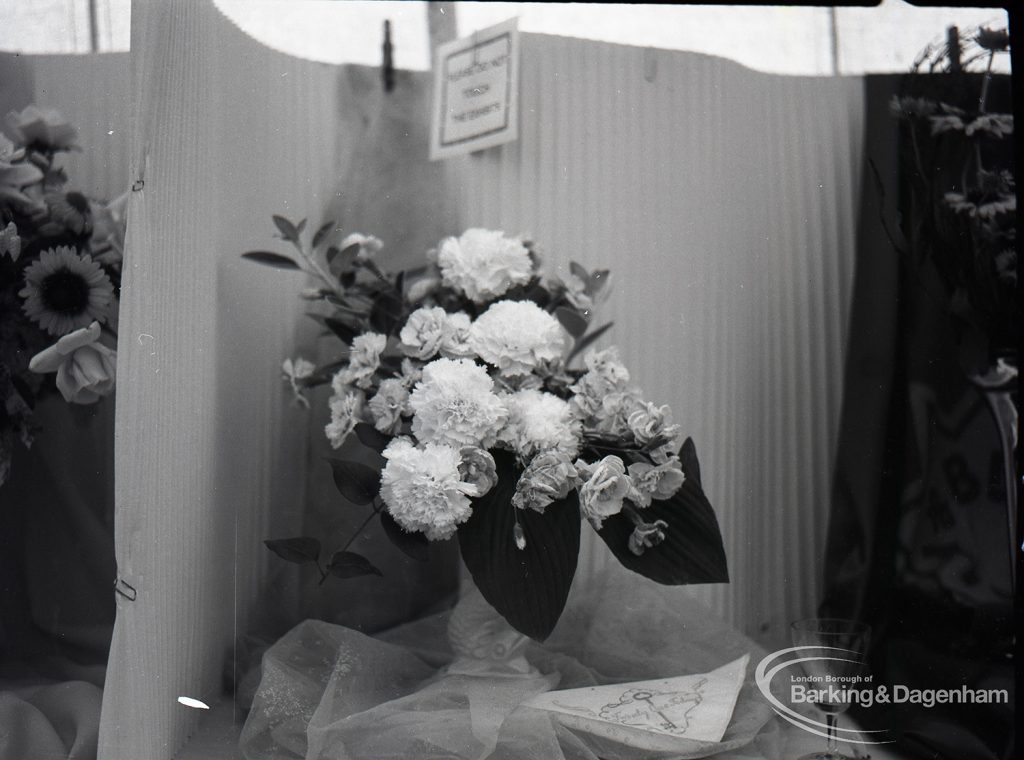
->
246 219 728 639
1 106 126 487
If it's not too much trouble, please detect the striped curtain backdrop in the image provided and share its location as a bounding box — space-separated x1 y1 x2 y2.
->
454 34 865 649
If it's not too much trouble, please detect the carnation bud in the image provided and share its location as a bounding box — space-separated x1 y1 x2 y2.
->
513 523 526 551
627 519 669 556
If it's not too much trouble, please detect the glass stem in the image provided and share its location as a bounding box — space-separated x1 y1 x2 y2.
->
827 713 839 754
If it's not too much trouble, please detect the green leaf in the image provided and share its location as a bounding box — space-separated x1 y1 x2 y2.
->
457 450 581 641
588 268 611 295
324 317 360 344
569 261 589 283
369 291 404 334
327 550 383 578
596 438 728 584
272 214 300 243
242 251 302 270
554 306 588 338
312 220 337 249
568 321 614 360
380 511 430 561
264 537 321 565
354 422 391 454
327 459 381 505
328 242 361 269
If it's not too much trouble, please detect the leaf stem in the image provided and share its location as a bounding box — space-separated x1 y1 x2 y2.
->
294 241 346 299
336 505 381 555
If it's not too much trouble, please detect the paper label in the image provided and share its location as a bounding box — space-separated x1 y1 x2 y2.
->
523 653 750 747
429 18 519 160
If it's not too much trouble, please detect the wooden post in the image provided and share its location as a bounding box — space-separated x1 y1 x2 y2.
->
427 1 458 64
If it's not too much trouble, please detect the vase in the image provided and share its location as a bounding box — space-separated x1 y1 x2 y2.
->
445 577 539 678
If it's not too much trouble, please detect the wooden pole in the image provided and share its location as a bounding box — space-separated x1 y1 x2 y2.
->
427 1 457 64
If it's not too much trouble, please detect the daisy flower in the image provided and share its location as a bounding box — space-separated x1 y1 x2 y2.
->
19 246 114 336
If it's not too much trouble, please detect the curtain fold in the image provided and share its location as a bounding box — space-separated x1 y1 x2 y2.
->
821 73 1015 760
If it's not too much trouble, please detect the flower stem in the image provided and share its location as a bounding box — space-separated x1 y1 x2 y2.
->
336 501 382 555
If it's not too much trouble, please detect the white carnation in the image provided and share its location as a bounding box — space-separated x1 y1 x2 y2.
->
584 346 630 387
439 311 474 358
380 438 478 540
436 228 532 302
501 389 581 459
468 300 566 376
400 306 447 360
325 389 365 448
335 332 387 389
368 378 409 434
408 357 508 448
340 232 383 262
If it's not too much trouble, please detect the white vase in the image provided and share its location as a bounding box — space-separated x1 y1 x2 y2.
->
445 578 539 678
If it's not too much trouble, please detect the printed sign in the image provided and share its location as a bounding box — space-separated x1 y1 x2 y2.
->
524 654 749 749
430 18 519 160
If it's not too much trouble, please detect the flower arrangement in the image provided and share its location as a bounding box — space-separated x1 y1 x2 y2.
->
887 25 1017 372
246 219 727 639
1 106 126 487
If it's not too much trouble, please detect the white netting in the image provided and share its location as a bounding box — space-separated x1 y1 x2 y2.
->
240 563 781 760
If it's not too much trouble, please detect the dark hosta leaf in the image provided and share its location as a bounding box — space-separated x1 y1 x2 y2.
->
242 251 302 270
678 436 702 488
272 214 300 243
380 510 430 561
265 537 321 565
327 459 381 505
312 220 337 250
327 551 383 578
554 306 588 338
354 422 391 454
597 438 728 584
568 321 614 360
458 450 581 641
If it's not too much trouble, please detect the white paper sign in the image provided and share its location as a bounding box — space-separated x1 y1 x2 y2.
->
523 654 749 748
429 18 519 160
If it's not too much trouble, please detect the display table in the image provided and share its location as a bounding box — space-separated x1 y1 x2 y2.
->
172 566 909 760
